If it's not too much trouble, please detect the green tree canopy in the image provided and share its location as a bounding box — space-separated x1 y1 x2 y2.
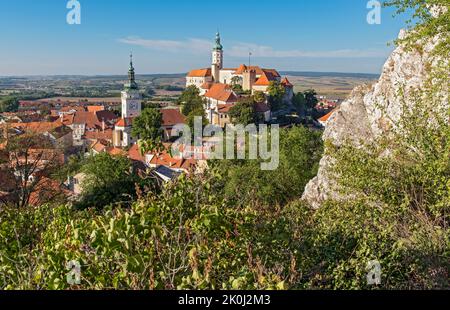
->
228 97 260 126
292 92 306 115
303 89 318 110
253 91 266 103
267 81 286 111
131 108 163 142
76 152 147 209
0 97 19 113
178 85 205 116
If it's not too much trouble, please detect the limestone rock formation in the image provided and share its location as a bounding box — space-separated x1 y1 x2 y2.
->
302 29 446 209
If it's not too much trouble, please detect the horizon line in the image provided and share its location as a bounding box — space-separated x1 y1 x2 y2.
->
0 70 381 78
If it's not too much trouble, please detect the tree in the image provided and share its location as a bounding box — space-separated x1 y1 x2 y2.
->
1 132 64 208
303 89 318 110
230 76 244 93
228 97 259 125
231 84 243 93
131 108 163 143
230 76 243 86
292 92 306 116
0 97 19 113
213 126 323 207
178 85 205 116
253 91 266 103
186 106 208 130
267 81 286 111
75 152 146 209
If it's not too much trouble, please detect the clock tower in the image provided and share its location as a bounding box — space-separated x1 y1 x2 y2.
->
121 53 142 119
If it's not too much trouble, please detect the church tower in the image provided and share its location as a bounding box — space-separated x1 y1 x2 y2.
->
211 32 223 82
121 53 142 119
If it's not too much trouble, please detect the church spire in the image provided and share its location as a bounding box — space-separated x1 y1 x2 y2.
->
214 31 223 51
125 52 138 90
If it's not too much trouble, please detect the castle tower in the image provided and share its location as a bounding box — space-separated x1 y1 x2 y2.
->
243 67 256 91
211 32 223 82
121 53 142 119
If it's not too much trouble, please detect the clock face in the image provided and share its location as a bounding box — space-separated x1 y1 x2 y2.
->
129 102 137 110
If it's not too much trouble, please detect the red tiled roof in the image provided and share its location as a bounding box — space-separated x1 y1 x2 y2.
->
234 65 280 78
254 74 271 86
56 110 117 129
91 140 108 153
281 77 293 87
262 69 280 78
84 129 113 141
28 177 69 206
200 82 213 90
318 109 336 123
86 105 105 112
187 68 212 77
115 117 134 127
218 104 234 114
107 147 126 156
3 122 66 134
60 106 85 113
161 109 186 127
128 143 145 163
56 114 75 126
146 145 200 171
205 83 238 103
254 70 280 86
234 64 263 75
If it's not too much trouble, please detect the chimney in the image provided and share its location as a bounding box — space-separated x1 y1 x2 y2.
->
102 119 105 133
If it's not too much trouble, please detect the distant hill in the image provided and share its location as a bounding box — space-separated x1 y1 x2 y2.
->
280 71 380 79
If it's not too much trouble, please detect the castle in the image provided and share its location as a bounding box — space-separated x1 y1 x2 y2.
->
186 32 293 126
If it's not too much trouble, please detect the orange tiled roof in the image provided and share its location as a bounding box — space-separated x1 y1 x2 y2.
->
91 140 108 153
86 105 105 112
56 114 75 126
28 177 69 206
281 77 293 87
73 110 117 128
161 109 186 127
84 129 113 141
4 122 63 134
107 147 126 156
115 117 134 127
200 82 213 90
60 106 85 113
55 110 117 129
187 68 212 77
254 70 280 86
147 146 200 171
234 64 264 75
205 83 238 103
128 143 145 163
318 109 336 123
218 104 234 114
254 74 271 86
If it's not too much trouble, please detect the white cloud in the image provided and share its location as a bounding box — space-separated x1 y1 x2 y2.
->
228 42 390 58
119 36 390 59
118 37 212 54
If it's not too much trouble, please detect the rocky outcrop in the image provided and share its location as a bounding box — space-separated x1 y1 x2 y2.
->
302 29 446 209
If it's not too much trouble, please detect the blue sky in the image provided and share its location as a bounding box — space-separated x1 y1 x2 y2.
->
0 0 411 76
